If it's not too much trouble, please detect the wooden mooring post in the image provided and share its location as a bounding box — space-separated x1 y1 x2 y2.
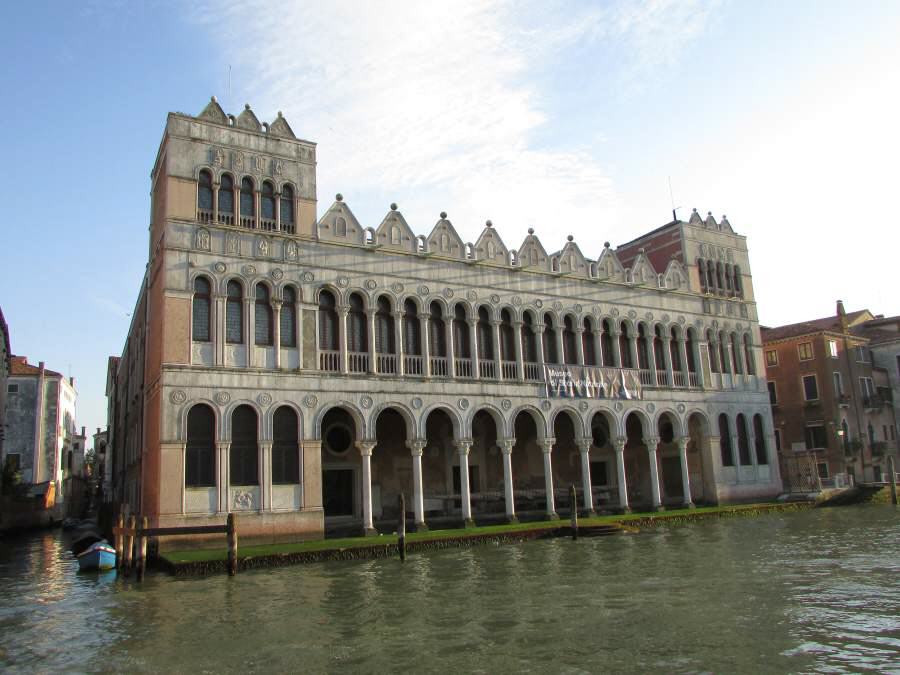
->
114 513 125 570
226 513 238 576
137 516 149 581
123 516 135 576
570 485 578 540
888 456 898 506
398 493 407 561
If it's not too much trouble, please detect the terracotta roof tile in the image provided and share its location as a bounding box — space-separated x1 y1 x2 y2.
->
8 355 62 378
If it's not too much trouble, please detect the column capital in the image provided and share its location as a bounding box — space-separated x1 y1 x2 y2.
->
613 437 627 452
575 437 593 453
454 439 473 455
300 439 322 451
490 319 502 327
497 438 515 453
533 324 546 334
337 305 350 316
271 299 283 310
676 334 687 344
677 437 690 452
511 320 523 329
391 310 403 320
406 438 427 455
538 437 556 453
609 326 622 337
356 440 376 456
466 318 477 327
216 441 231 451
258 441 273 451
644 436 660 450
574 326 585 335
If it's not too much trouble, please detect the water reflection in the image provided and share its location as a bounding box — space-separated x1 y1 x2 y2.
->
0 507 898 672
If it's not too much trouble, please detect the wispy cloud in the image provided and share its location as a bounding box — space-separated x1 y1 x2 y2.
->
192 0 717 247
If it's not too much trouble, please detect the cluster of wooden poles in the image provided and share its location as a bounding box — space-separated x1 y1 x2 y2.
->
113 512 239 579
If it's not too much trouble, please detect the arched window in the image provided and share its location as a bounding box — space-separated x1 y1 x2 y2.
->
718 414 734 466
707 330 720 373
716 262 726 295
375 296 394 354
736 413 751 465
653 326 665 371
563 316 576 365
192 276 211 342
403 299 421 355
697 258 707 292
272 406 300 484
230 405 258 486
198 170 213 212
281 286 297 348
318 290 338 351
733 265 743 298
255 285 273 346
348 293 367 353
670 327 681 372
619 322 633 368
841 419 850 453
601 319 613 367
240 177 254 225
725 263 734 295
280 185 294 230
453 305 470 359
743 334 755 375
261 181 275 224
226 280 243 344
477 307 493 360
522 312 537 363
707 261 717 292
582 318 596 366
219 174 234 223
686 328 697 373
430 302 446 357
719 331 729 373
500 309 515 361
185 404 215 487
731 333 742 374
543 314 557 364
753 415 768 464
637 324 650 370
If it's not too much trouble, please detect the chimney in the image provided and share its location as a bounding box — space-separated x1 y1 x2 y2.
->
837 299 848 331
81 426 85 438
38 361 44 371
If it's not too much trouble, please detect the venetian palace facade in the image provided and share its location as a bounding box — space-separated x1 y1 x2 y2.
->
107 97 781 546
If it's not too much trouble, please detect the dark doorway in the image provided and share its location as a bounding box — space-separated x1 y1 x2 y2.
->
661 456 683 500
324 469 354 516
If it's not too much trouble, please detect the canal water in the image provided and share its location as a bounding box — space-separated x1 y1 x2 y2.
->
1 507 898 673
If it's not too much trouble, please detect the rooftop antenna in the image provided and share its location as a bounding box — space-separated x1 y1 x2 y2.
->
668 176 681 222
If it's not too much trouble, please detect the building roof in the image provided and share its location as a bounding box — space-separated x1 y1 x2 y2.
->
0 306 9 371
9 355 62 378
761 309 873 342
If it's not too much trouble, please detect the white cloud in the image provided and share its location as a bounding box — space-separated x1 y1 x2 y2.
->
193 0 717 250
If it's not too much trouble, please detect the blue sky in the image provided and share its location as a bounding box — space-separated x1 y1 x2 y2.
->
2 0 899 445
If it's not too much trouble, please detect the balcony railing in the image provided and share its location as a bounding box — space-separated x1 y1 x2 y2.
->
673 371 686 388
239 214 255 228
479 360 496 379
376 353 398 374
688 371 702 388
197 208 214 224
280 222 296 235
404 355 424 376
455 358 473 378
838 393 851 407
524 362 542 382
656 370 669 387
639 369 654 386
501 360 518 380
259 217 277 232
864 395 885 410
348 352 368 373
430 356 449 378
218 212 235 226
319 350 340 372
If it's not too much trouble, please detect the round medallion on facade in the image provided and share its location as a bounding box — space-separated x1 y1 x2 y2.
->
501 399 512 411
676 403 686 414
458 398 470 410
442 287 454 299
574 304 582 314
303 394 318 408
337 276 350 288
411 397 423 410
578 401 589 413
365 279 378 291
466 290 478 302
391 282 404 294
627 309 637 319
614 401 624 412
610 308 620 317
490 294 501 305
678 315 686 325
541 400 552 411
215 392 231 406
662 314 670 323
170 390 187 404
646 402 656 413
213 262 226 273
512 296 522 307
257 393 273 406
242 265 256 276
552 301 563 311
270 268 283 281
645 312 654 321
418 285 430 296
534 299 543 308
360 396 373 409
301 271 315 283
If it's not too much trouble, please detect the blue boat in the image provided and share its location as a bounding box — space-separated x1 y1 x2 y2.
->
77 542 116 572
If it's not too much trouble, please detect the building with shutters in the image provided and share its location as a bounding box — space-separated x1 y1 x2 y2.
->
106 97 781 546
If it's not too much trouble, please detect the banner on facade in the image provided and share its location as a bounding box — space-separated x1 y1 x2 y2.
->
544 365 642 400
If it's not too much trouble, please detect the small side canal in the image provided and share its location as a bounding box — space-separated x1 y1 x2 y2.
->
1 506 898 672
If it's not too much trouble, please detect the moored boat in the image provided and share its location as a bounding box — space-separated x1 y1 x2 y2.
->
77 542 116 572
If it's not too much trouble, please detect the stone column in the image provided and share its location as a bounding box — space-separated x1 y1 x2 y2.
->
661 335 674 387
393 310 405 375
497 438 517 522
214 292 224 366
720 335 733 375
574 326 586 366
407 438 427 529
455 440 474 526
491 319 503 378
576 438 595 515
610 326 622 367
468 318 480 379
535 324 546 369
357 440 377 536
728 415 741 472
216 441 231 513
254 188 261 228
677 336 690 385
421 311 432 377
512 320 525 381
614 437 629 512
554 324 565 364
274 189 281 230
628 331 639 370
243 297 253 367
367 310 377 374
592 325 603 368
645 436 663 511
272 299 282 369
539 438 559 519
212 178 219 223
646 333 657 374
338 306 349 374
445 315 456 377
677 437 695 508
260 441 272 511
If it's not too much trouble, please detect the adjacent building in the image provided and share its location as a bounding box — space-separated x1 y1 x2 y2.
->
761 302 898 489
0 307 10 484
107 97 782 548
